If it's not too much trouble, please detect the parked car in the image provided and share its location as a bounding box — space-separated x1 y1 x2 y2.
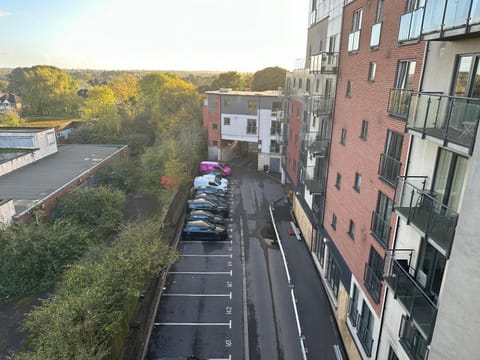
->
194 192 228 207
187 198 229 217
182 220 227 241
186 209 225 225
197 173 229 186
199 161 231 176
193 186 226 197
193 176 228 191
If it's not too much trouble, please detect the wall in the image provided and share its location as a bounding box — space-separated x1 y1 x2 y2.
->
0 199 15 228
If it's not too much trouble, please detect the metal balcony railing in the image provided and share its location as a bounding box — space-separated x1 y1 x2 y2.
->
302 165 326 194
371 210 391 248
422 0 480 40
385 258 438 341
378 153 402 186
310 52 339 74
356 313 374 357
395 176 458 257
398 6 424 42
388 88 413 120
408 92 480 155
308 96 334 117
364 263 382 304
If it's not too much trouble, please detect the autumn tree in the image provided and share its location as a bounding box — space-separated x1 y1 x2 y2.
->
211 71 245 90
81 85 120 132
251 66 287 91
0 111 22 126
108 73 139 120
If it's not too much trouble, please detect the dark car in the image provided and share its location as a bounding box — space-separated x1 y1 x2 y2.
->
194 192 228 207
186 209 225 225
187 198 229 217
193 186 226 197
182 220 227 241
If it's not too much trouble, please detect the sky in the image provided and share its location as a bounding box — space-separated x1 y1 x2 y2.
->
0 0 310 72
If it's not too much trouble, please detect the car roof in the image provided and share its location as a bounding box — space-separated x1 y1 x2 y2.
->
189 209 213 216
185 220 213 227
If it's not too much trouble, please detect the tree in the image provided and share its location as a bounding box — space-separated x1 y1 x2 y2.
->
251 66 287 91
109 73 139 120
0 79 8 92
0 111 21 126
211 71 245 90
81 85 120 132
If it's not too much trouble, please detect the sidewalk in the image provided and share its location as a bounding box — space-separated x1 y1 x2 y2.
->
272 201 347 360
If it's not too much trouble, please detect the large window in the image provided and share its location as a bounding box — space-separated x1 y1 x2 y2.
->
348 8 363 52
416 239 446 303
395 60 416 90
348 284 359 326
327 254 341 298
379 130 403 186
357 301 374 356
452 54 480 98
247 100 257 115
247 119 257 134
365 246 383 303
371 192 393 247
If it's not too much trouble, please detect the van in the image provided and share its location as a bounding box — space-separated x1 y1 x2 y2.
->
199 161 231 176
193 176 228 191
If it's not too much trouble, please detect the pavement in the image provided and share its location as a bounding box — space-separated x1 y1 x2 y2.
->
271 199 347 360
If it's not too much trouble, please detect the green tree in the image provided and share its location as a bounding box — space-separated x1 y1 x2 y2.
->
0 79 8 92
251 66 287 91
0 111 22 126
81 85 120 132
211 71 245 90
109 73 139 120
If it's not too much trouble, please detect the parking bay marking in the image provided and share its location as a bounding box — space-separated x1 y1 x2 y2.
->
169 271 232 276
182 254 232 258
154 319 232 329
163 292 232 299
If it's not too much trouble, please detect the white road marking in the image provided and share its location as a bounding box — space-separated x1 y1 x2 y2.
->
154 322 230 326
182 254 232 258
169 271 231 275
163 292 232 298
240 216 250 360
181 241 232 244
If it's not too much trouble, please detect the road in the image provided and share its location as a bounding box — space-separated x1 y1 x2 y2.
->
146 155 346 360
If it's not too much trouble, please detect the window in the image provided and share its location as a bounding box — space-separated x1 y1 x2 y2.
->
388 347 399 360
340 128 347 144
335 173 342 189
379 130 403 185
223 98 230 108
375 0 384 23
352 8 363 32
306 79 311 92
331 213 337 230
212 123 218 130
452 54 480 98
348 220 355 239
406 0 425 12
354 173 362 192
224 117 230 125
247 100 257 115
368 62 377 81
365 246 384 303
325 78 333 97
395 60 416 90
372 192 393 247
348 8 363 52
360 120 368 140
246 119 257 134
270 120 281 135
271 101 283 115
399 315 428 360
316 79 320 92
327 254 341 298
346 80 352 97
212 140 218 146
358 301 374 356
348 284 359 326
299 78 303 89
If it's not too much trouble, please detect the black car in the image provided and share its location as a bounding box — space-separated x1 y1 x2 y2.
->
194 186 226 197
187 198 229 217
194 192 228 207
186 209 225 225
182 220 227 241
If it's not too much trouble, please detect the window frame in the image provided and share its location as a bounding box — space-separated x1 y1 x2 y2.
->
348 220 355 239
354 172 362 192
224 117 230 126
331 213 337 230
368 62 377 81
360 120 368 140
246 118 257 134
335 172 342 189
340 128 347 144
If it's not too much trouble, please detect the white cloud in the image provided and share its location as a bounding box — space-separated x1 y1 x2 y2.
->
0 11 11 17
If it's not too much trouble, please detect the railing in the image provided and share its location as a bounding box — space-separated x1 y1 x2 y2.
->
356 313 374 357
388 88 413 120
400 315 429 360
364 263 382 304
370 22 382 47
310 52 339 74
422 0 480 37
302 165 326 194
378 153 401 186
371 210 391 248
308 96 334 116
398 6 424 42
395 176 458 257
384 257 437 341
408 92 480 155
348 30 361 52
307 138 329 157
347 297 359 327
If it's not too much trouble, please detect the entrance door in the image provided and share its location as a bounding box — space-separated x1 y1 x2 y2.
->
269 157 280 173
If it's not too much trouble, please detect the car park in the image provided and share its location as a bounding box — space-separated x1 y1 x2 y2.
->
186 209 225 225
182 220 227 241
187 198 229 217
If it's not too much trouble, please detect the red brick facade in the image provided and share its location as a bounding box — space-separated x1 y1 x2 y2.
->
324 0 426 315
203 95 221 147
286 99 303 187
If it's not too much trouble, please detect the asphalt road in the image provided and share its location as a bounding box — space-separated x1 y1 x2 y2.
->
146 155 346 360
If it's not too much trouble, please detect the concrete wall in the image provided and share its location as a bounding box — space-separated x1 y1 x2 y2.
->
0 199 15 228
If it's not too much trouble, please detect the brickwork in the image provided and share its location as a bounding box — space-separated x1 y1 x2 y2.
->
324 0 426 315
286 99 303 187
204 95 221 148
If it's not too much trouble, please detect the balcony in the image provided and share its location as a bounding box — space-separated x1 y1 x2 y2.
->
302 165 326 194
395 177 458 258
378 153 401 186
308 96 334 117
400 315 430 360
307 138 329 158
370 22 382 48
422 0 480 40
309 52 339 74
364 263 382 304
387 88 413 120
407 92 480 155
384 251 437 341
398 6 424 42
371 210 391 248
356 313 374 357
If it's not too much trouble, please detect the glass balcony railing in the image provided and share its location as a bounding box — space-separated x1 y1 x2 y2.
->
370 22 382 47
398 7 424 42
310 52 339 74
408 92 480 155
307 138 329 158
387 89 413 120
348 30 361 52
395 176 458 257
302 165 326 194
399 315 430 360
422 0 480 39
364 263 382 304
371 210 391 248
357 313 374 357
308 96 334 116
378 153 401 186
384 253 438 341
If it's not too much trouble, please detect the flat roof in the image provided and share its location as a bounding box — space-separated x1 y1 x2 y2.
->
0 127 53 133
206 90 281 97
0 144 125 215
